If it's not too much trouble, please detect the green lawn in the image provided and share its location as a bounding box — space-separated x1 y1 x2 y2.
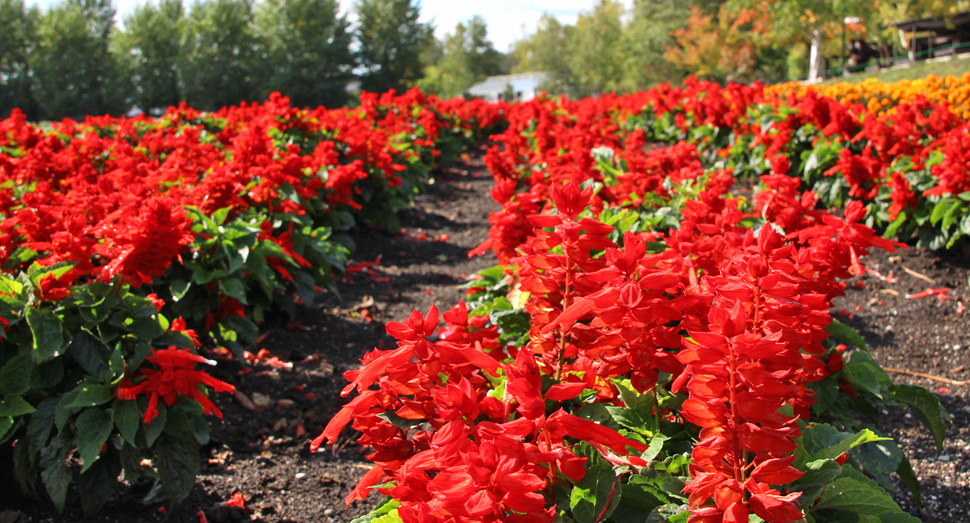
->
820 56 970 85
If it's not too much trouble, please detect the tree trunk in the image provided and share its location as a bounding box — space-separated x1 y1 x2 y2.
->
808 27 824 83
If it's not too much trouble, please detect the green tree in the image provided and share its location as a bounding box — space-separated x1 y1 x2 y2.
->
180 0 260 110
354 0 431 94
417 15 505 98
31 0 126 119
565 0 628 96
256 0 354 108
510 14 573 95
622 0 693 89
117 0 185 113
0 0 40 119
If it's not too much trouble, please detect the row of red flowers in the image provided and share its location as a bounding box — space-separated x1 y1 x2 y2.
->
325 79 956 523
0 89 507 515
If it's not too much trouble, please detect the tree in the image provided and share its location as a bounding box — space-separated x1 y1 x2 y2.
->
664 4 772 83
180 0 260 110
31 0 126 119
354 0 431 94
622 0 693 90
510 14 572 95
728 0 876 81
417 15 505 98
117 0 185 113
255 0 355 108
0 0 40 119
565 0 628 97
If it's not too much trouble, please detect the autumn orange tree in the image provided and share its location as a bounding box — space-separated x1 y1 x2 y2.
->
664 4 772 84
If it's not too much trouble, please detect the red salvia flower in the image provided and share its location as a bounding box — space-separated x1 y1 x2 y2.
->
115 346 235 424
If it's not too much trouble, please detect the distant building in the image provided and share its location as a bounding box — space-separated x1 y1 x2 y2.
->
887 12 970 62
467 72 549 102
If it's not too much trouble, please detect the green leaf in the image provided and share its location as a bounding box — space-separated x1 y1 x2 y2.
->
170 279 192 300
890 384 949 453
846 360 885 398
0 416 14 442
810 477 901 515
40 436 72 513
614 475 669 519
809 377 839 416
0 394 35 417
124 316 165 340
222 314 259 345
825 319 867 349
144 402 167 447
78 444 121 517
645 503 689 523
851 439 903 491
212 206 232 225
114 400 142 445
26 398 58 453
218 277 248 305
68 330 112 376
942 200 963 230
814 428 889 462
791 459 842 503
62 381 114 409
0 274 24 297
76 408 113 473
930 198 951 225
570 459 620 523
876 511 922 523
884 211 907 238
349 499 402 523
895 456 922 510
153 330 197 349
0 353 33 395
156 434 200 506
376 411 425 430
26 307 65 363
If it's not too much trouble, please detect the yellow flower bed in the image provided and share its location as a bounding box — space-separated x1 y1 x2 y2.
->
765 74 970 119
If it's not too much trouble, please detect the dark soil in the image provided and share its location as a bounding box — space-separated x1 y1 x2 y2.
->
835 247 970 522
4 152 969 522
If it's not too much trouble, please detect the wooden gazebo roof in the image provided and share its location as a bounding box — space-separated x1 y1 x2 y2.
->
887 12 970 34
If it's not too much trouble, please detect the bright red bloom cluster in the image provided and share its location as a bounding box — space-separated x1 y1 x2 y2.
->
322 165 903 521
115 346 235 424
0 89 504 295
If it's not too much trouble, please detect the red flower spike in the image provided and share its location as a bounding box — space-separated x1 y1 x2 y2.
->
115 347 235 424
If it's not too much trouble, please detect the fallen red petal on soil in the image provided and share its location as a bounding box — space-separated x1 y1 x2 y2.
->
222 492 245 509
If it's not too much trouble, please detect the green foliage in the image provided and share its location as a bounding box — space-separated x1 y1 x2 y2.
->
509 14 573 95
565 0 628 97
0 269 206 515
354 0 431 94
417 16 505 98
255 0 355 108
0 0 40 119
30 0 128 119
180 0 261 110
116 0 185 113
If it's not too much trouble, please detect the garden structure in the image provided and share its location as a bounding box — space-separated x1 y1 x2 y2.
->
0 76 968 523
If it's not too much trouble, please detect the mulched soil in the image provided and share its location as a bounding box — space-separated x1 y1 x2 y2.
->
4 151 969 522
835 247 970 522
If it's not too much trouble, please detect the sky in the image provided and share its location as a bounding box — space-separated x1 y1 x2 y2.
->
25 0 634 52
